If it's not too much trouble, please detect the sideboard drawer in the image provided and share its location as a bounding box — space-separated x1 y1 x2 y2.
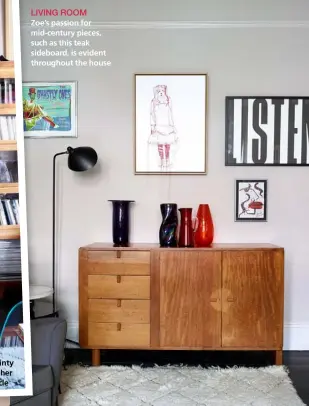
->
88 322 150 347
88 275 150 299
88 299 150 323
87 251 150 275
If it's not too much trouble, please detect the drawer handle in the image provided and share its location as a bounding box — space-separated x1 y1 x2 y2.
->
117 299 121 307
117 275 121 283
227 297 235 302
210 298 219 302
117 251 121 259
117 323 121 331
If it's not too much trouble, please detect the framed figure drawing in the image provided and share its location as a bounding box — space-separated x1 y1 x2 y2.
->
135 74 207 174
235 179 267 222
22 81 77 138
226 96 309 166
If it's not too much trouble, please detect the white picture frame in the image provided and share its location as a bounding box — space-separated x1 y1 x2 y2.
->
134 74 207 174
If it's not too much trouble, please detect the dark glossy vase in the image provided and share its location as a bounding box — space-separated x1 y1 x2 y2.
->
178 208 194 248
159 203 178 247
108 200 135 247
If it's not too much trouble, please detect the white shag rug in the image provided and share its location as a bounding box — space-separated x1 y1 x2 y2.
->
59 364 305 406
0 346 25 389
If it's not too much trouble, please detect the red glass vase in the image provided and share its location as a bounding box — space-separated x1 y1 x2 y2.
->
194 204 214 247
178 208 194 248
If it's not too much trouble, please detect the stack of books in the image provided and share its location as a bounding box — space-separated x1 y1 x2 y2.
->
0 332 23 347
0 196 19 225
0 116 16 140
0 239 21 280
0 77 16 140
0 79 15 104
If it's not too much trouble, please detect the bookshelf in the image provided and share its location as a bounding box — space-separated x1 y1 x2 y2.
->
0 61 14 78
0 103 15 115
0 140 16 150
0 61 19 240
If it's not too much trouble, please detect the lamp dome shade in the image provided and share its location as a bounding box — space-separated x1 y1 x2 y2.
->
67 146 98 172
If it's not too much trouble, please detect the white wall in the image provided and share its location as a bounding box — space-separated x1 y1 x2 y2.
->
19 0 309 349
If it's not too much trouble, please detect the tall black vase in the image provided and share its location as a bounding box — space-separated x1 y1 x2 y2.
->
159 203 178 247
108 200 135 247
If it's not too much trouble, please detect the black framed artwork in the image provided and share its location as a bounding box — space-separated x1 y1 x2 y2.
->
235 180 267 222
226 96 309 166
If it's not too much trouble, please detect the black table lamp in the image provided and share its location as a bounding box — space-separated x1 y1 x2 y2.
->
52 146 98 315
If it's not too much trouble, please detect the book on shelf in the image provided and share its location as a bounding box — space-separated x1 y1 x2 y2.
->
0 334 23 347
0 198 19 225
0 79 15 104
0 239 21 280
0 116 16 140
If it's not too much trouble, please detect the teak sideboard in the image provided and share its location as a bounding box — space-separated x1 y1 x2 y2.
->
79 243 284 366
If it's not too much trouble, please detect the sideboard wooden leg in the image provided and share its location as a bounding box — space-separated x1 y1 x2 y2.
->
92 349 101 366
275 350 283 365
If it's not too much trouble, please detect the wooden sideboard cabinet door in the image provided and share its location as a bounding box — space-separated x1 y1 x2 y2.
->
156 251 221 348
222 250 284 349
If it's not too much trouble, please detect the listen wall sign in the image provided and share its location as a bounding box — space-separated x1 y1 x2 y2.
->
225 96 309 166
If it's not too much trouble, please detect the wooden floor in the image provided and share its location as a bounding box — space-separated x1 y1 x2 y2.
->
284 351 309 404
64 349 309 405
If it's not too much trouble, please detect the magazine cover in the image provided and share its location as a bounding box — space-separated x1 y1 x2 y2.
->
14 0 309 405
0 0 32 399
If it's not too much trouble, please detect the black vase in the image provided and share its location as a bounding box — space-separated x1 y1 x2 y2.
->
108 200 135 247
159 203 178 247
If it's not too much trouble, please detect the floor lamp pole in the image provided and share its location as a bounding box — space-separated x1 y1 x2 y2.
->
51 146 97 346
52 151 67 315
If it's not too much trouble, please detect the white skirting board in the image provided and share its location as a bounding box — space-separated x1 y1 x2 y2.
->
66 321 79 344
283 323 309 351
66 321 309 351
